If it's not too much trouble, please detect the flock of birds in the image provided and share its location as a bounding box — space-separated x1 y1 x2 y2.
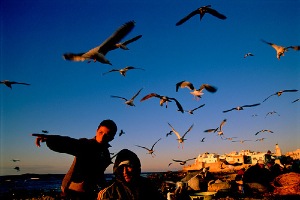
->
2 3 300 169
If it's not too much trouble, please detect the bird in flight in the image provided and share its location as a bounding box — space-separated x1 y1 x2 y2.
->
166 130 173 137
11 159 20 162
292 98 299 103
135 138 161 157
102 66 145 77
14 166 20 171
184 104 205 114
1 80 30 89
255 129 273 135
222 136 237 141
111 88 143 107
232 140 251 143
176 5 226 26
255 138 266 142
244 53 254 58
119 129 125 137
63 21 136 65
200 137 205 142
167 122 194 148
204 119 227 136
265 111 280 118
263 89 298 102
223 103 260 113
114 35 142 50
42 130 49 133
140 93 184 113
172 158 196 165
261 39 300 60
176 81 217 100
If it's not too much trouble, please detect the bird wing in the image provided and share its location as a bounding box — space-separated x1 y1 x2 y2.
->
176 80 194 91
223 108 235 113
125 66 145 71
185 157 196 162
63 53 86 61
169 97 184 113
167 123 181 139
204 128 218 133
199 84 217 93
172 159 183 162
219 119 227 130
192 104 205 111
140 93 160 101
282 89 298 93
262 94 276 102
84 21 135 56
131 88 143 100
151 138 162 150
135 145 150 151
102 69 120 75
182 124 194 139
242 103 261 108
255 130 262 135
206 7 227 19
287 46 300 51
176 9 199 26
292 98 300 103
122 35 142 46
111 95 128 101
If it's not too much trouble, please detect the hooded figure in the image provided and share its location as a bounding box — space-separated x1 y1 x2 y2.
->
98 149 164 200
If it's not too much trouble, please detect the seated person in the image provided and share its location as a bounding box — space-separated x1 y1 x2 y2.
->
98 149 165 200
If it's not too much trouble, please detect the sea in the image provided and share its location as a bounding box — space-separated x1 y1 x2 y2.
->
0 172 162 198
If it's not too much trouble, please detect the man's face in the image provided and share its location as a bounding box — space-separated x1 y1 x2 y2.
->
122 165 133 183
96 126 113 143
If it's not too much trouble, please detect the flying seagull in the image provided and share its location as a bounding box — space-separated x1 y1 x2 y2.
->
166 130 173 137
265 111 280 118
244 53 254 58
176 5 227 26
232 140 251 143
135 138 161 157
14 166 20 171
63 21 136 65
184 104 205 114
111 88 143 107
11 159 20 162
204 119 227 136
223 103 260 113
119 129 125 137
176 81 217 100
263 89 298 102
42 130 49 133
261 39 300 60
140 93 184 113
113 35 142 50
172 158 196 165
200 137 205 142
167 122 194 148
256 138 266 142
1 80 30 89
255 129 273 135
102 66 145 77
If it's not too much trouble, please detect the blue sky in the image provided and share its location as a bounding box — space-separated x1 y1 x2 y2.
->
0 0 299 176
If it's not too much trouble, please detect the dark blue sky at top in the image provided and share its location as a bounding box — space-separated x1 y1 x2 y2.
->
0 0 299 175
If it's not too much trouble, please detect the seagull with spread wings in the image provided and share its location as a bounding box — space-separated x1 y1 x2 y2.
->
140 93 184 113
1 80 30 89
244 53 254 58
261 39 300 60
167 123 194 148
265 111 280 118
223 103 260 113
263 89 298 102
176 81 217 100
255 129 274 135
135 138 161 157
63 21 136 65
176 5 226 26
172 158 196 165
204 119 227 136
184 104 205 114
111 88 143 107
102 66 145 77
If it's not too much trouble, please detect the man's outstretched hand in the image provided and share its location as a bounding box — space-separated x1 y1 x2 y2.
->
32 133 48 147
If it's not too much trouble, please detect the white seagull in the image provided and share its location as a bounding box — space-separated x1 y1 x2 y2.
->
176 81 217 100
102 66 145 77
135 138 161 157
244 53 254 58
223 103 260 113
261 39 300 60
172 158 196 165
167 122 194 148
184 104 205 114
255 129 273 135
63 21 136 65
263 89 298 102
111 88 143 107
